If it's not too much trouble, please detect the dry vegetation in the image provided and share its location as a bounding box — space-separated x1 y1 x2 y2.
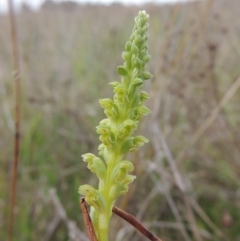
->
1 0 240 240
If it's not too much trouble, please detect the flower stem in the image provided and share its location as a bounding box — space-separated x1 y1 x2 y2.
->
79 10 151 240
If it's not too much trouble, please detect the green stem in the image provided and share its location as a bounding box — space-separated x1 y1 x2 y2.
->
98 213 109 241
98 152 121 241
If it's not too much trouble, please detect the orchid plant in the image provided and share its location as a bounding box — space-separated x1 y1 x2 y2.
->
79 10 152 241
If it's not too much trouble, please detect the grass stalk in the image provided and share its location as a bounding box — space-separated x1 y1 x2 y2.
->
8 0 21 240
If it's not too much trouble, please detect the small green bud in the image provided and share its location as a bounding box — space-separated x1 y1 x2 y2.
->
122 51 130 61
140 49 147 58
117 66 128 76
125 41 131 51
138 105 151 116
136 28 142 36
140 91 150 102
109 81 120 88
136 58 143 69
131 78 143 88
142 25 149 33
143 54 151 64
131 54 138 67
140 42 148 51
99 98 114 109
133 35 141 45
141 71 152 80
131 43 139 55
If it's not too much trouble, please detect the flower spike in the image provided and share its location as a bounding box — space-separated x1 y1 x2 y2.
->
79 11 152 241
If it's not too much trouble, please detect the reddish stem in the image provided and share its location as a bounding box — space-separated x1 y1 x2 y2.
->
112 206 163 241
8 0 21 240
80 198 98 241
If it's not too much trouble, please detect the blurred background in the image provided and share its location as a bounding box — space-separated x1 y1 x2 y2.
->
1 0 240 240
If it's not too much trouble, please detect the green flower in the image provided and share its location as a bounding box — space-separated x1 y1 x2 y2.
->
117 119 138 140
110 160 134 184
121 135 149 154
82 153 106 181
79 10 151 241
78 185 105 212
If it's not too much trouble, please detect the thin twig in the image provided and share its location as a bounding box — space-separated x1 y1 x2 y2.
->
49 189 87 241
8 0 21 240
151 122 202 241
176 75 240 163
112 206 163 241
140 123 191 241
189 197 228 240
80 198 98 241
183 195 203 241
42 214 61 241
152 122 185 192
